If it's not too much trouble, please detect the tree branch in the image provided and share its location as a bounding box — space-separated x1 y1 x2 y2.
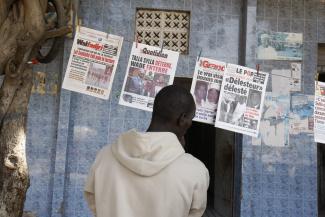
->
0 76 20 124
43 26 72 39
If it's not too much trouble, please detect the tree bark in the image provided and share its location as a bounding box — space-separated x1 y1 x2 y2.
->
0 67 33 217
0 0 67 216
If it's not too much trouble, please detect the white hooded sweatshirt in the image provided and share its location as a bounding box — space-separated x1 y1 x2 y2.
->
84 129 209 217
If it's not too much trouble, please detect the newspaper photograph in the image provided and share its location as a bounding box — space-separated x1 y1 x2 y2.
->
257 31 303 60
62 26 123 99
215 64 269 137
314 81 325 143
119 42 179 111
190 57 226 124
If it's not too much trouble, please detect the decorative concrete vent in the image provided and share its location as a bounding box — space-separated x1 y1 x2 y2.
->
135 9 190 54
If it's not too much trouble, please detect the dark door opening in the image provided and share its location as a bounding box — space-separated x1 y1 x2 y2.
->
318 43 325 217
319 144 325 217
173 77 239 217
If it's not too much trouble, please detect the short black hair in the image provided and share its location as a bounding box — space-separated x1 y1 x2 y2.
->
152 85 195 121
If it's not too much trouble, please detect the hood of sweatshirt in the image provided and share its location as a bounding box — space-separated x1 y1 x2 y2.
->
111 129 185 177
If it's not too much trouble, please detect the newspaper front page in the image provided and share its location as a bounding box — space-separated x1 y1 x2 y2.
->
119 42 179 111
62 26 123 99
314 81 325 143
190 57 226 124
215 64 269 137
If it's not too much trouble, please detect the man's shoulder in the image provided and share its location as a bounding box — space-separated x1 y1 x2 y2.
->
172 154 209 185
98 144 112 153
94 145 113 163
176 153 208 174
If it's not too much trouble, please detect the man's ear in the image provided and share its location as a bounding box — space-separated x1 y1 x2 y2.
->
177 113 187 127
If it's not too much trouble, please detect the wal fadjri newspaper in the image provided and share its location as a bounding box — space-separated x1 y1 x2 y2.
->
62 26 123 99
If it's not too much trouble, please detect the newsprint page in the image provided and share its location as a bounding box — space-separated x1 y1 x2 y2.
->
314 80 325 143
119 42 179 111
62 26 123 99
215 64 269 137
190 57 226 125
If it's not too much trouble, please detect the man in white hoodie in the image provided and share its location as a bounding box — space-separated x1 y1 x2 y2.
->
84 85 210 217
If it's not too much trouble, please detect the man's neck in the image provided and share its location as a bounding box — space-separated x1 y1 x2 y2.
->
147 122 172 133
147 122 183 145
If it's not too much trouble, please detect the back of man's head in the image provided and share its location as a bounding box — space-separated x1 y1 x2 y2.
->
152 85 195 123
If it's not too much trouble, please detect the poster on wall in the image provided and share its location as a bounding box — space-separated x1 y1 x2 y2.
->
190 57 226 124
252 93 314 146
271 63 302 95
252 93 290 146
215 64 269 137
62 26 123 99
119 42 179 111
314 81 325 143
257 31 303 60
290 93 314 135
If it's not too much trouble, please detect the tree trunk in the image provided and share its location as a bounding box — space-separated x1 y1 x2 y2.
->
0 0 68 214
0 0 60 216
0 67 33 217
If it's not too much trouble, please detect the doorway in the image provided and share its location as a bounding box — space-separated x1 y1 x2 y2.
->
173 77 241 217
318 43 325 217
319 144 325 217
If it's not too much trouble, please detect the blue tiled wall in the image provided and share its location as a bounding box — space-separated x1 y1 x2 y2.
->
25 58 61 216
60 1 241 216
23 0 324 216
241 0 324 217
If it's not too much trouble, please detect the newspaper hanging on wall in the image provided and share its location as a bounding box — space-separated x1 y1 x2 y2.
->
62 26 123 99
119 42 179 111
314 81 325 143
215 64 269 137
190 57 226 124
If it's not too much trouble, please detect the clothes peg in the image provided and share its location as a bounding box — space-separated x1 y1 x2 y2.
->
197 48 202 62
160 41 164 52
256 64 260 75
106 27 111 39
316 72 320 89
76 19 81 33
136 34 139 48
